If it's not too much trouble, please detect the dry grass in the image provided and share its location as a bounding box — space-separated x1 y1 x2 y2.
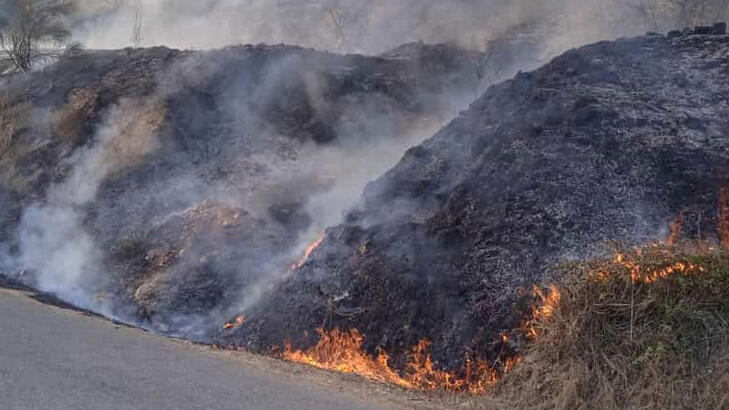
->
50 86 99 147
477 243 729 410
0 93 21 158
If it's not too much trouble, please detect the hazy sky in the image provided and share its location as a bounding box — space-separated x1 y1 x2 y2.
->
71 0 597 53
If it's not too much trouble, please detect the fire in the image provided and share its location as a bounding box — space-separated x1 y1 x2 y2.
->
278 235 721 393
283 328 414 388
278 243 710 393
222 315 245 331
281 283 565 393
522 284 561 340
282 328 520 393
291 234 325 270
405 339 520 393
614 252 704 284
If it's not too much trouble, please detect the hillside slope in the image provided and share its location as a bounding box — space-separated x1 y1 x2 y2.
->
0 43 488 336
233 31 729 372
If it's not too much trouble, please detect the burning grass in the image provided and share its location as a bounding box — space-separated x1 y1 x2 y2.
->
277 268 550 393
251 238 729 407
482 243 729 410
278 242 729 408
281 328 520 393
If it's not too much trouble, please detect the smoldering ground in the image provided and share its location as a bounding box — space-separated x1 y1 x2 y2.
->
0 41 492 338
232 31 729 373
3 0 729 353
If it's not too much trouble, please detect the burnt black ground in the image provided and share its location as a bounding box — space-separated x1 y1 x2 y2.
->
0 42 506 337
6 27 729 381
230 32 729 371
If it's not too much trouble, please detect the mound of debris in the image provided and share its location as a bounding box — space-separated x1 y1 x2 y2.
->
230 30 729 372
0 42 495 335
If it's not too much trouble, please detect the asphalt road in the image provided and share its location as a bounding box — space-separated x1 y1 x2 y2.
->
0 287 404 410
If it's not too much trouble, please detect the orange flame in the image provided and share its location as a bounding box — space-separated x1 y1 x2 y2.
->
283 328 414 388
282 326 525 393
405 339 521 393
281 282 563 393
222 315 245 331
613 253 704 284
292 234 325 270
522 285 561 340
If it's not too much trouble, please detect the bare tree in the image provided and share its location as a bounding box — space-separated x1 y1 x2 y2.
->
131 3 142 48
98 0 142 48
327 7 345 51
0 0 74 72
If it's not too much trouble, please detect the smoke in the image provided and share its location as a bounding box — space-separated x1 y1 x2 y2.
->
73 0 514 53
3 0 729 336
147 49 462 320
71 0 729 55
0 40 479 335
7 98 163 313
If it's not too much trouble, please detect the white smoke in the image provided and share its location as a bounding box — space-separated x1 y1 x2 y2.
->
4 0 728 330
72 0 729 56
10 98 162 312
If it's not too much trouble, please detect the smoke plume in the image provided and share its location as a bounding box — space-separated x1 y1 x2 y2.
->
10 98 163 313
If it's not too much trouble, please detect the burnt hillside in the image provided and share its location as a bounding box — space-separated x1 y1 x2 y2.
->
233 31 729 370
0 42 494 336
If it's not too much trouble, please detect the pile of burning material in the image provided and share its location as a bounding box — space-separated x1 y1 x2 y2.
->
0 40 496 335
226 31 729 381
